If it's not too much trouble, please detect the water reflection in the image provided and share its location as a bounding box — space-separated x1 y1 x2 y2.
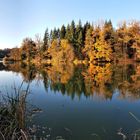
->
2 62 140 100
82 63 113 98
1 62 140 140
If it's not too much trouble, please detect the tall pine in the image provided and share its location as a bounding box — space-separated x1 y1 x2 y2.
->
43 28 49 51
60 25 66 39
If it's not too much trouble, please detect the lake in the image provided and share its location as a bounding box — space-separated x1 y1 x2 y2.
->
0 62 140 140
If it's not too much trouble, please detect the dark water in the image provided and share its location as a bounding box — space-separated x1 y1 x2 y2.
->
0 62 140 140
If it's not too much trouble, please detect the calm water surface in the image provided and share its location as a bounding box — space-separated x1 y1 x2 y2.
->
0 62 140 140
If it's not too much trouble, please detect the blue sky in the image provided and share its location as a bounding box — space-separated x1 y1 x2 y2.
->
0 0 140 49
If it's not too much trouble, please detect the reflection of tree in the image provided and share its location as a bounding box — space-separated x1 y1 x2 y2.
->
113 64 140 100
47 63 74 84
47 63 75 97
47 63 114 99
48 65 85 99
4 62 37 82
41 70 49 92
20 64 37 82
3 62 140 100
65 66 85 98
82 63 113 99
127 64 140 98
0 62 6 70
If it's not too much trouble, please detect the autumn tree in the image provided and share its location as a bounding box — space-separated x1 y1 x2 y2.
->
116 22 129 60
83 22 113 63
102 20 116 51
83 26 94 61
21 38 36 62
35 34 43 62
60 39 75 62
128 21 140 60
48 39 75 65
93 35 113 62
115 21 140 61
7 47 21 61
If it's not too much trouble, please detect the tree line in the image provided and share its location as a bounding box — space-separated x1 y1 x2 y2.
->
4 20 140 64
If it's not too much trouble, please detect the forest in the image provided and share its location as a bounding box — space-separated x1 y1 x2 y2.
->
3 20 140 65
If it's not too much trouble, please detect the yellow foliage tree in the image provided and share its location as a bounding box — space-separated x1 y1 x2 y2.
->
83 25 113 63
48 39 75 65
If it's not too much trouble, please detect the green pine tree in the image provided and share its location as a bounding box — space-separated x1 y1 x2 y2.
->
43 28 49 51
60 25 66 39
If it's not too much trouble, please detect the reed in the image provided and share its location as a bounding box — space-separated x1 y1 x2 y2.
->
0 82 29 140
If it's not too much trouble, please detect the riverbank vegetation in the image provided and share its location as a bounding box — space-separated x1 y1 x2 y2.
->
2 20 140 65
0 81 50 140
0 83 29 140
